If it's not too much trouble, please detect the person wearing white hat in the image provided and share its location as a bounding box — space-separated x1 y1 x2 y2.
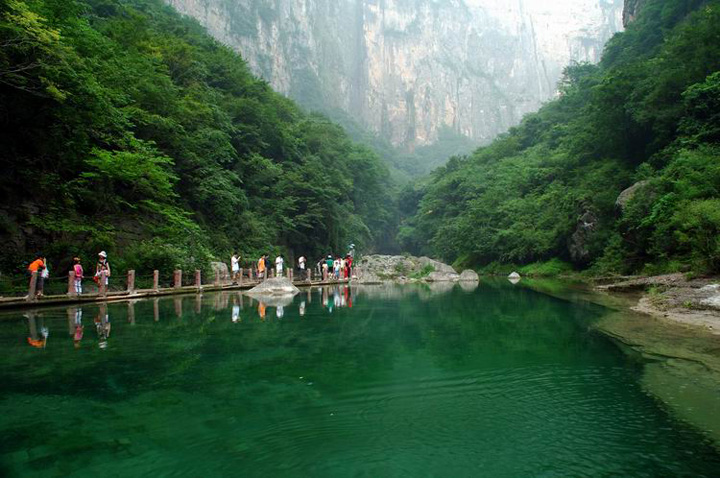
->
95 251 111 287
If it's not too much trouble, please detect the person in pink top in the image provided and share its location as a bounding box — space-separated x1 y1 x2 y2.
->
73 257 84 295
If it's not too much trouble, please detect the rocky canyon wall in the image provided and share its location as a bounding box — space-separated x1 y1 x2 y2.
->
166 0 624 150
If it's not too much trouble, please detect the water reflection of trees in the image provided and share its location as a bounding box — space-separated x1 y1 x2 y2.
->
0 284 612 403
0 284 626 470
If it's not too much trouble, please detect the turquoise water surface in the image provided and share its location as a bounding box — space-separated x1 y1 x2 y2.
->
0 282 718 477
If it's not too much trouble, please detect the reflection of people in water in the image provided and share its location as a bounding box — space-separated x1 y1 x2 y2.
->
95 307 111 349
26 313 48 349
258 301 266 320
333 286 341 310
232 304 240 323
322 287 330 312
344 286 352 308
299 300 306 317
73 308 83 348
276 305 284 319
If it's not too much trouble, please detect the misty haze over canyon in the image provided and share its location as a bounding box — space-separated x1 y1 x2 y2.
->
167 0 624 164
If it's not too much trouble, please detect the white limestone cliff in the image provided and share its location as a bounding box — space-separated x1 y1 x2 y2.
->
166 0 623 150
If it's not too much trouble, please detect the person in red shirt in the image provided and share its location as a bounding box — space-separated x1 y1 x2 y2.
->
73 257 84 295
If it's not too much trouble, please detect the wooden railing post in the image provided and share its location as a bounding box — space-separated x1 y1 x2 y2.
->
67 270 76 296
195 270 201 289
127 270 135 294
99 271 107 297
174 270 182 289
307 270 312 282
249 268 254 281
214 269 221 286
27 271 38 302
289 269 293 281
153 270 160 291
239 268 244 286
270 269 275 278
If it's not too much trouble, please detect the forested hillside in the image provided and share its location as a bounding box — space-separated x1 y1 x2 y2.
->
0 0 395 274
399 0 720 275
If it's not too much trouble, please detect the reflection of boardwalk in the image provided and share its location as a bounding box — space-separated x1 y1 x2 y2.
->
16 286 361 351
0 279 352 311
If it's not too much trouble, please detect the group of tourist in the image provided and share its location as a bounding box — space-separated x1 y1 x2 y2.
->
26 252 111 297
229 253 354 283
230 253 288 281
25 247 352 299
317 254 353 281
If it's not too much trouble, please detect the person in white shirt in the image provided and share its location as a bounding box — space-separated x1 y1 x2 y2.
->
298 256 306 272
231 253 240 282
333 258 340 279
275 255 284 277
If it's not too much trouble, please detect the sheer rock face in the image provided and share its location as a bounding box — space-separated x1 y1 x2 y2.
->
165 0 623 150
623 0 646 27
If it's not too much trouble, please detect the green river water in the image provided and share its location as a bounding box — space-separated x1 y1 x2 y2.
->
0 281 718 477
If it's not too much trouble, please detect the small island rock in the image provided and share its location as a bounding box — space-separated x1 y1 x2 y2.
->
247 277 300 296
459 270 480 282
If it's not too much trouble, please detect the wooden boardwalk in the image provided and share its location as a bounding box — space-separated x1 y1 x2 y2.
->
0 279 351 311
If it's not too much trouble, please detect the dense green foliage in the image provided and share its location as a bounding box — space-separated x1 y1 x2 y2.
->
0 0 396 275
399 0 720 275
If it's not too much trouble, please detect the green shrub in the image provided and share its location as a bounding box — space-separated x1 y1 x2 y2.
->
518 259 575 277
409 264 435 279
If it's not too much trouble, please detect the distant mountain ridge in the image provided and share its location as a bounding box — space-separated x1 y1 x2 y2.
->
165 0 624 152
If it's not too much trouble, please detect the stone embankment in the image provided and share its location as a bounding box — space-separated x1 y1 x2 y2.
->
354 255 478 284
598 273 720 334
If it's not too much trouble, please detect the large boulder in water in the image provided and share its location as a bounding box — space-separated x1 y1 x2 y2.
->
246 277 300 297
354 254 459 283
459 270 479 282
425 271 460 282
417 256 457 274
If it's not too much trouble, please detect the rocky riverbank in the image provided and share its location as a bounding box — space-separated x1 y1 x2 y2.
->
598 274 720 335
353 255 478 284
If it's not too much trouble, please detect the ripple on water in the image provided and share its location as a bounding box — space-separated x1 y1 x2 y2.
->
222 365 717 477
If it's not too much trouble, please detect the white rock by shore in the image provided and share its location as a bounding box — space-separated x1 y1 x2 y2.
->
354 255 470 284
246 277 300 296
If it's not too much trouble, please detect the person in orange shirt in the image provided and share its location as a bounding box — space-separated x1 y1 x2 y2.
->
27 255 45 297
25 313 48 348
257 255 266 280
